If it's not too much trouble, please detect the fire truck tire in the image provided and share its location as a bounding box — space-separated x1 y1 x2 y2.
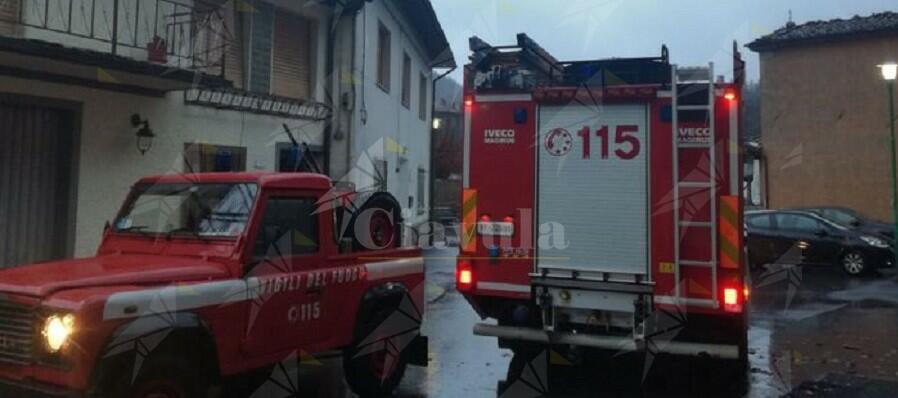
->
129 354 211 398
726 317 750 382
343 305 409 397
504 344 545 383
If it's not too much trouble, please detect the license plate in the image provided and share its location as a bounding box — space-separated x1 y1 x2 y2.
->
477 221 514 236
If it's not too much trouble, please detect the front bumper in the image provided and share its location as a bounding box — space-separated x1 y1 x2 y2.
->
0 378 80 398
863 248 895 269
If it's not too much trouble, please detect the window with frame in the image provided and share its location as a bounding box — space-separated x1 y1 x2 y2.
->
374 159 388 192
401 53 411 108
243 5 313 99
183 143 247 173
417 168 427 215
272 11 313 99
775 214 820 232
418 73 428 120
276 143 324 172
747 214 771 229
377 21 391 92
252 197 319 259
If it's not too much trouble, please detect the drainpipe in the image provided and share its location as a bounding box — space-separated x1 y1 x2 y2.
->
346 8 357 179
429 65 457 222
111 0 119 55
323 9 336 177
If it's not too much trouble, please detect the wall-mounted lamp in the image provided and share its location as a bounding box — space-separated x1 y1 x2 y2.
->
432 117 443 130
130 114 155 155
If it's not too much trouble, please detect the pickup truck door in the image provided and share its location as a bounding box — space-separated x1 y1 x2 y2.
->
242 192 328 357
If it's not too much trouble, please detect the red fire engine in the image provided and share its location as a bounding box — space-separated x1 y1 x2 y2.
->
457 34 749 372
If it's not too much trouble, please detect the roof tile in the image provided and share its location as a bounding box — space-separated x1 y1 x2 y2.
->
747 12 898 51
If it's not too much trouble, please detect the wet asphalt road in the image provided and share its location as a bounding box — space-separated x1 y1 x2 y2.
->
290 246 898 397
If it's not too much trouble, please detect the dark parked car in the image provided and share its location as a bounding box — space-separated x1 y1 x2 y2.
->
791 206 894 240
746 210 894 275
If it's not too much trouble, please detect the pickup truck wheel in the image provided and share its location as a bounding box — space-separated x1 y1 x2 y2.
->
129 355 209 398
343 306 408 397
350 194 401 251
368 210 396 249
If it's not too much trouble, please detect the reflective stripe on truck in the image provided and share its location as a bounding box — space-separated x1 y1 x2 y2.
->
461 189 478 253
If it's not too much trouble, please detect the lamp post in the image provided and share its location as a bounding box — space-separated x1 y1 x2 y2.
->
880 63 898 256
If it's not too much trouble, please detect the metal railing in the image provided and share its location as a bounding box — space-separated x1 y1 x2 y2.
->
0 0 232 75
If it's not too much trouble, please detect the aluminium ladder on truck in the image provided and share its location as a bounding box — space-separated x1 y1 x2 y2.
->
671 63 719 308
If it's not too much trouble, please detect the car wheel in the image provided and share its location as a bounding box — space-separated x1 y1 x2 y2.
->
841 251 866 275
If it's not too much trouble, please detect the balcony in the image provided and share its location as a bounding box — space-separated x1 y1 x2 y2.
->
0 0 233 94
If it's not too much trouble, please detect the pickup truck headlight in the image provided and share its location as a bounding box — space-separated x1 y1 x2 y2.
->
42 314 75 352
860 236 890 248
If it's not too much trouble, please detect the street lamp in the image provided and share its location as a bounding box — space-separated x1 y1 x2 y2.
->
879 63 897 256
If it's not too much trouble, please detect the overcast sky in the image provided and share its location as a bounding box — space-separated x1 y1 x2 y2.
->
431 0 896 83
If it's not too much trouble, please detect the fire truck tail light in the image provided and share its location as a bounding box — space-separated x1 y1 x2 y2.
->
464 97 474 108
459 269 473 284
723 287 742 313
724 91 737 102
503 216 514 223
457 260 474 291
480 214 491 222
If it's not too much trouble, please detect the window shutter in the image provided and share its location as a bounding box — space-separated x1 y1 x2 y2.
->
248 1 274 94
419 74 428 120
0 0 19 36
223 3 244 89
377 22 391 91
401 53 411 108
272 11 312 99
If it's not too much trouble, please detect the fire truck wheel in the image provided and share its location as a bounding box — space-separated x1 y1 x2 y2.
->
343 305 409 397
504 345 543 383
129 354 211 398
726 318 750 383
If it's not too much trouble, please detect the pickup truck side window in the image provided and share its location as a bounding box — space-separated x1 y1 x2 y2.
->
253 197 319 259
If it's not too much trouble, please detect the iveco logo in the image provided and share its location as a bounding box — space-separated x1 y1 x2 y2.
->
484 129 516 144
677 127 711 143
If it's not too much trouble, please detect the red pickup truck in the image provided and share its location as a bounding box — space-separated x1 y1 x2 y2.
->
0 172 427 398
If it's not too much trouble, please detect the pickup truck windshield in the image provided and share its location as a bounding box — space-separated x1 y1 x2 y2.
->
114 182 258 237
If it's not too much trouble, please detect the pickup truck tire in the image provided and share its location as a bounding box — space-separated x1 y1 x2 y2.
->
129 354 211 398
343 305 408 397
348 193 402 251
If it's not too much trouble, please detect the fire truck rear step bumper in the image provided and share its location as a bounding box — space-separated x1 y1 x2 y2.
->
473 323 739 359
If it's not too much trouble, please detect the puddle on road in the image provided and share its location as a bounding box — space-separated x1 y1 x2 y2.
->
752 304 898 390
